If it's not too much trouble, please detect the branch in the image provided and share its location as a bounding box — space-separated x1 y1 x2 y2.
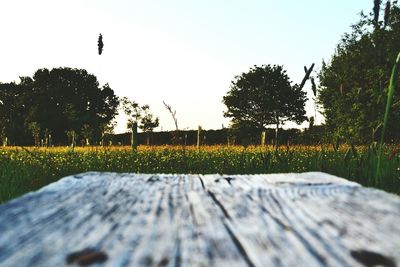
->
299 63 315 90
162 101 179 130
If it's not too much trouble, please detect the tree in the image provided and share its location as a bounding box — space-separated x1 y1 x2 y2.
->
28 122 41 147
139 105 160 145
121 97 142 129
121 97 142 149
99 120 117 146
0 83 18 145
121 98 160 146
318 1 400 143
81 124 93 146
26 68 119 144
223 64 307 147
0 68 118 146
0 81 32 145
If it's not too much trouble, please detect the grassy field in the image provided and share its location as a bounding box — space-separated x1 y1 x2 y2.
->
0 144 399 203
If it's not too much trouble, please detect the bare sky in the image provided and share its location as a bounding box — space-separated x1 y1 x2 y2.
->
0 0 373 133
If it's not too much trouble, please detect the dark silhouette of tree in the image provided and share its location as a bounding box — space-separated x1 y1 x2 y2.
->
223 64 307 147
121 97 142 128
0 67 119 145
81 124 94 145
98 34 104 55
319 1 400 143
0 80 32 145
139 105 160 145
121 97 142 149
373 0 382 28
28 122 41 147
1 68 118 146
121 98 160 145
384 1 391 28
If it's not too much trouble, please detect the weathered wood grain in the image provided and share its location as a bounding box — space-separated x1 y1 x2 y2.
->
0 172 399 267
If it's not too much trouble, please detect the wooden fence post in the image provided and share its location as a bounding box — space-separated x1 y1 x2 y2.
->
275 124 279 151
261 130 266 146
101 132 105 147
197 126 201 150
70 131 75 151
131 122 138 151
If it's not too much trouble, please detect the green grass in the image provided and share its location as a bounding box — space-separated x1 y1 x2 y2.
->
376 51 400 183
1 145 399 204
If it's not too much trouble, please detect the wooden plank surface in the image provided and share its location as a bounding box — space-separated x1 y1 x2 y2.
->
0 172 399 267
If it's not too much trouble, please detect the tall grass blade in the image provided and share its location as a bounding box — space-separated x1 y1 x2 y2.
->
376 52 400 183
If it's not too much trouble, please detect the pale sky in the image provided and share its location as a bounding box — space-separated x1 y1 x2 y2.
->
0 0 373 133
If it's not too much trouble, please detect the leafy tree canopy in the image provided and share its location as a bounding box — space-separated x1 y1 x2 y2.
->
223 64 307 133
318 0 400 143
0 67 119 145
121 97 159 133
139 105 160 133
0 81 30 144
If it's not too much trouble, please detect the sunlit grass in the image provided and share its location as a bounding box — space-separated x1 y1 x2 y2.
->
1 144 399 203
376 51 400 183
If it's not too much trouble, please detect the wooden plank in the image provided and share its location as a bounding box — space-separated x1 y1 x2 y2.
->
202 173 400 266
0 172 399 267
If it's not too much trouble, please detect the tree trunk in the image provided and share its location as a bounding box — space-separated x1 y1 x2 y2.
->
71 131 75 151
146 132 150 146
101 132 105 147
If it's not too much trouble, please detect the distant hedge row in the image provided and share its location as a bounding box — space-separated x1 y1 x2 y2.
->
110 126 328 146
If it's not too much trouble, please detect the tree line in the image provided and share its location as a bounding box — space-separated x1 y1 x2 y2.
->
1 1 399 147
318 0 400 143
223 0 400 145
0 67 159 146
99 126 324 146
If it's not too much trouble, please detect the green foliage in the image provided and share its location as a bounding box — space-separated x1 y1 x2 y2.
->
223 65 307 131
121 99 160 134
66 130 77 149
121 97 142 128
139 105 160 145
1 145 399 203
376 51 400 181
139 105 159 133
81 124 94 145
0 81 31 145
318 1 400 143
27 122 41 147
0 68 119 145
121 98 160 147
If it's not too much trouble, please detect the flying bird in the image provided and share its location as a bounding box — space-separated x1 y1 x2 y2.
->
98 34 104 55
